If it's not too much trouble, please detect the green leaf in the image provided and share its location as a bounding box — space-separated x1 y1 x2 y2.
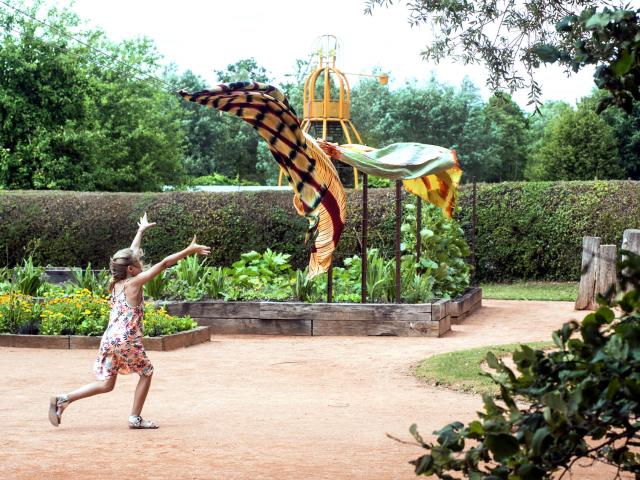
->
517 463 546 480
556 15 577 32
595 306 615 324
485 351 500 370
543 392 566 412
532 44 560 63
485 433 519 460
531 427 551 456
586 12 613 29
612 50 634 77
412 455 434 475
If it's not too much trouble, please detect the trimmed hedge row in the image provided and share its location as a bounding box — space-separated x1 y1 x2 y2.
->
2 181 639 281
456 180 640 281
0 189 399 272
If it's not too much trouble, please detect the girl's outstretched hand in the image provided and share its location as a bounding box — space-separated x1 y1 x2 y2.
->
137 212 157 232
189 236 211 256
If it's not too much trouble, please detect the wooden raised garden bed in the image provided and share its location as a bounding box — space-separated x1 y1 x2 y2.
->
449 287 483 325
161 288 482 337
0 326 210 351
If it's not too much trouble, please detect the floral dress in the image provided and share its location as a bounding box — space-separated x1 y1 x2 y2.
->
93 280 154 380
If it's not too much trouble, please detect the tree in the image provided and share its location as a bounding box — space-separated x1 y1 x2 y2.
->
172 58 276 183
600 98 640 179
526 100 623 180
364 1 640 112
213 57 270 84
405 252 640 478
455 80 503 183
481 94 530 181
0 1 185 191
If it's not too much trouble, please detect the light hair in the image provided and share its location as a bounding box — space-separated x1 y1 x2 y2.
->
108 248 143 293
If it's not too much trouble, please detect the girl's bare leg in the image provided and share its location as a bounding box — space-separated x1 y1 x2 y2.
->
131 373 153 416
55 376 117 418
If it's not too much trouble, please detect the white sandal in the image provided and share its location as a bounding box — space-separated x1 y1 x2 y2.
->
48 394 70 427
128 415 159 429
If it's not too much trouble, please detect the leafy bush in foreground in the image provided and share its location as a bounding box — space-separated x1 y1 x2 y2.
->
407 252 640 478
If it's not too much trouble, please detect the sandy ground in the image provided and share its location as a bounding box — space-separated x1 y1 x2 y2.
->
0 300 630 479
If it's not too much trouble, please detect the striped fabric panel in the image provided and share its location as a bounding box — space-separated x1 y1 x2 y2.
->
317 140 463 218
402 151 462 218
178 82 346 278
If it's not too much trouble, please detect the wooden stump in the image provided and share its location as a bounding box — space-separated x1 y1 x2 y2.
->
621 229 640 288
575 236 601 310
622 229 640 255
596 245 617 299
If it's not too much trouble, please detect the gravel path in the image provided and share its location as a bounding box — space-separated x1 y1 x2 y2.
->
1 300 628 479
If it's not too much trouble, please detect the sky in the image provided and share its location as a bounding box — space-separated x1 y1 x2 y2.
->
55 0 597 110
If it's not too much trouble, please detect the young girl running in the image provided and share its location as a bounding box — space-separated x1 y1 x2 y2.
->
48 213 210 429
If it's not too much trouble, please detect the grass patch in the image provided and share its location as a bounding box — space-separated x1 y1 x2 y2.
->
480 281 578 301
415 342 553 395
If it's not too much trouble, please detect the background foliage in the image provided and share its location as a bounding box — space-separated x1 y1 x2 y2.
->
0 1 185 191
406 253 640 478
3 2 640 191
2 181 640 281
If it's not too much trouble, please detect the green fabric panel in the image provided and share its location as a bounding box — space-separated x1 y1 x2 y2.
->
338 143 455 180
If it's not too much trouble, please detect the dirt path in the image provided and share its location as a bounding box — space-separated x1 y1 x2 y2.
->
0 300 629 479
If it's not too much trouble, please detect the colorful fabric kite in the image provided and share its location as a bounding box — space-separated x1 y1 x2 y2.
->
178 82 346 278
318 140 462 218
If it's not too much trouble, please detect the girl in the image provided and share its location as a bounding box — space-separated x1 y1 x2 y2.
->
48 213 210 429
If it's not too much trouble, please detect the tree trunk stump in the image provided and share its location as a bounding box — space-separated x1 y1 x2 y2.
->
596 245 617 300
575 236 600 310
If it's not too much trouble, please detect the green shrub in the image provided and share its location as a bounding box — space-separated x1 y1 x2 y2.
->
190 173 259 187
456 180 640 281
406 252 640 478
71 263 110 295
5 181 637 282
12 256 45 296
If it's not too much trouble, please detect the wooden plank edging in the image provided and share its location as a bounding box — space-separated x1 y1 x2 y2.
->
0 327 210 351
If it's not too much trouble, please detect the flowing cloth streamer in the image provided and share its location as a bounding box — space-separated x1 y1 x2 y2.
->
178 82 346 278
317 141 462 218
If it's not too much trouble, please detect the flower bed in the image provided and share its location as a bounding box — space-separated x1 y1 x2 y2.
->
0 289 209 350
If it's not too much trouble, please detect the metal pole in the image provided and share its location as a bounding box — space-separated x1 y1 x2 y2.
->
327 263 333 303
471 177 477 286
395 180 402 303
361 173 368 303
416 197 422 264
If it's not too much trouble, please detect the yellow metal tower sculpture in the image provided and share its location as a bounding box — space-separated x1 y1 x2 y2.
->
278 35 388 189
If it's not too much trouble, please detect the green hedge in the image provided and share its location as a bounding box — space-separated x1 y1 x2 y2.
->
0 189 398 271
456 180 640 281
2 181 639 281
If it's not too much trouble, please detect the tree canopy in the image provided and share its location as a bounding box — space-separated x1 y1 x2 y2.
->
365 0 640 112
0 1 185 191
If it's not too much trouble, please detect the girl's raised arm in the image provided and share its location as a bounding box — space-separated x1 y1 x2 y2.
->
130 236 210 288
130 212 156 256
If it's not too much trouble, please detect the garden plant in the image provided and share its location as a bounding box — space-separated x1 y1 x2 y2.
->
405 252 640 478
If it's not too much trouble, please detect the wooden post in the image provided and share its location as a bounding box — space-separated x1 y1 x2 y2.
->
395 180 402 304
471 177 477 286
596 245 617 299
575 236 601 310
621 229 640 288
622 229 640 257
416 197 422 264
361 173 368 303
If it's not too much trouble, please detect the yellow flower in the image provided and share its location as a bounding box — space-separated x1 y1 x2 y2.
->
84 310 92 315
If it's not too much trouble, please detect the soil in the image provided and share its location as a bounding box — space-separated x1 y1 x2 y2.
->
0 300 632 479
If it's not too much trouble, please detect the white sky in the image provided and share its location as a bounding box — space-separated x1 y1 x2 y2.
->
57 0 598 110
